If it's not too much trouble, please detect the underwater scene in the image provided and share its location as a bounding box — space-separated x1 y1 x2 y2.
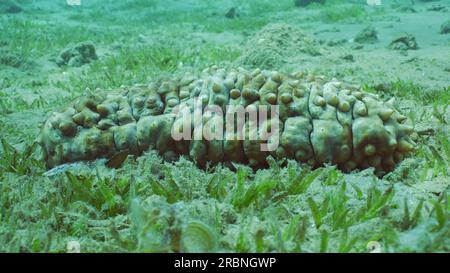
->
0 0 449 253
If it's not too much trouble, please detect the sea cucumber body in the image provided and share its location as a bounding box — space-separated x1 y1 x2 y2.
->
39 67 414 173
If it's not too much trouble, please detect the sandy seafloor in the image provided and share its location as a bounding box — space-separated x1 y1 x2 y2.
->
0 0 449 252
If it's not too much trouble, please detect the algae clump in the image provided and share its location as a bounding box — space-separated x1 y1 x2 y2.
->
56 42 98 67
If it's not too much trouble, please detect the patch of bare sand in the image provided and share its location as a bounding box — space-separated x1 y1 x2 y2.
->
292 2 449 91
236 23 323 69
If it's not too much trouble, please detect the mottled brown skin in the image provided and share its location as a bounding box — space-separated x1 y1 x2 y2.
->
39 67 414 174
